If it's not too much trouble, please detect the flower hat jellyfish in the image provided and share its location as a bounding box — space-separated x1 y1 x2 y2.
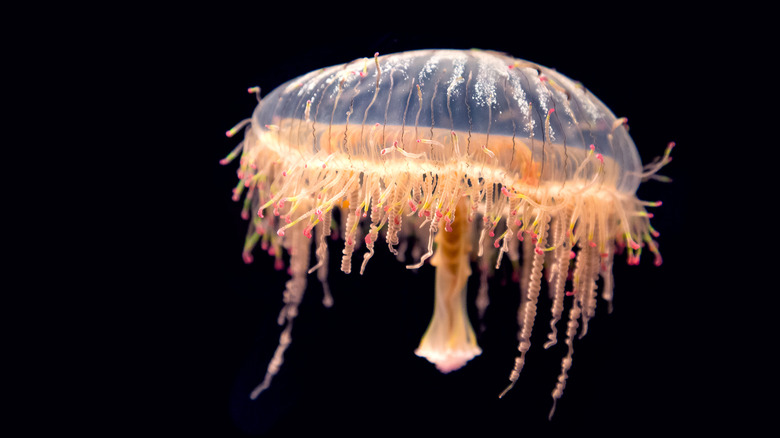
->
222 49 673 418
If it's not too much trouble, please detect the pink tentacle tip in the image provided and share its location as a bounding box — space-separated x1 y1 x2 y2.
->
501 186 511 197
534 247 544 255
589 241 597 248
241 210 249 220
365 235 373 245
494 239 500 248
654 254 663 267
569 250 576 260
277 229 285 237
257 209 264 218
596 153 604 163
242 252 254 264
219 158 229 165
303 228 313 239
274 259 284 271
565 290 575 297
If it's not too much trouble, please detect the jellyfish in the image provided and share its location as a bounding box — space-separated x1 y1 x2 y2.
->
221 49 673 418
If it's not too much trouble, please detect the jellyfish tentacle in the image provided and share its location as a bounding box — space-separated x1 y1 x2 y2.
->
499 211 549 398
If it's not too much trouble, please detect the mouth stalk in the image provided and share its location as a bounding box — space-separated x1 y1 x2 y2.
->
415 197 481 373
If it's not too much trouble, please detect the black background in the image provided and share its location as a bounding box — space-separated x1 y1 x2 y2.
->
113 7 738 437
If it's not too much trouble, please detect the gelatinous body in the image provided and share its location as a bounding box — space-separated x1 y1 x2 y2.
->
223 49 672 417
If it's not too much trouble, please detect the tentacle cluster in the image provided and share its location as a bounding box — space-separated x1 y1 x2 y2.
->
224 121 669 411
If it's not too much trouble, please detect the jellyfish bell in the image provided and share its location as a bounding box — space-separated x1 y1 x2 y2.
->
222 49 673 417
